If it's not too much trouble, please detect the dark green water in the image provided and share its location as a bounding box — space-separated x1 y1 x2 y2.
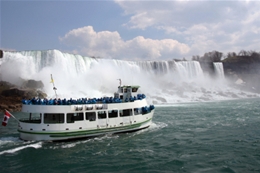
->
1 98 260 173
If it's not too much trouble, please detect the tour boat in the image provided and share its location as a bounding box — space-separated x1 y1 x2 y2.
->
18 85 155 141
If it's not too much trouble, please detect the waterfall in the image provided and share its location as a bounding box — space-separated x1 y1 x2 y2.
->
213 62 225 79
0 50 257 103
175 61 204 80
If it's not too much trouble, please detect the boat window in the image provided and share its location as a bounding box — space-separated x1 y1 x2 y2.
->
119 109 132 117
44 113 64 124
86 112 96 121
124 88 127 93
98 111 106 119
19 113 42 123
108 110 118 118
134 108 142 115
67 113 84 123
132 88 138 92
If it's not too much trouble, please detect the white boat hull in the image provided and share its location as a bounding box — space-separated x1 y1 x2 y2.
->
19 116 153 141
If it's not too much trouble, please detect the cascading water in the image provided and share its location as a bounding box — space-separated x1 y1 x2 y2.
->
0 50 258 104
213 62 225 79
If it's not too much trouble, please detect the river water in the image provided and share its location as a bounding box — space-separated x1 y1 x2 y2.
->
1 98 260 172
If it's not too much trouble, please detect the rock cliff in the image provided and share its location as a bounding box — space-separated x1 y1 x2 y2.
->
0 81 47 112
199 54 260 93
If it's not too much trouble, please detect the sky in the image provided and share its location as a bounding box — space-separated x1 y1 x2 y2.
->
1 0 260 60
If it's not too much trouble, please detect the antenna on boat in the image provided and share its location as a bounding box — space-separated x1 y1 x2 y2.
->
50 74 58 98
117 79 122 86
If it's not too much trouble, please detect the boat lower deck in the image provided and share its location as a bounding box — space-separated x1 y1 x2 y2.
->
18 116 153 141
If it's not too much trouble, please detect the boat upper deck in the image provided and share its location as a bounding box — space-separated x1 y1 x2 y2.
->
21 99 151 114
21 85 151 114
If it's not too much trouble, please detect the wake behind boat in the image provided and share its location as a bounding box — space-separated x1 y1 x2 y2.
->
17 82 155 141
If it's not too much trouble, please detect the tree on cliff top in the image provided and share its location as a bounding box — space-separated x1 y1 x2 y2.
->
192 50 223 62
223 50 260 63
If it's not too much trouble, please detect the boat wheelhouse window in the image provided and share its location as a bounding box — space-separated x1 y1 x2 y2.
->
20 113 42 123
132 88 138 92
108 110 118 118
44 113 64 124
119 109 132 117
98 111 106 119
134 108 142 115
124 88 127 93
86 112 96 121
67 113 84 123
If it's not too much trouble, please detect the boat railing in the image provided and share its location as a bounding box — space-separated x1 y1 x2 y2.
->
22 94 146 105
142 105 155 115
19 117 41 124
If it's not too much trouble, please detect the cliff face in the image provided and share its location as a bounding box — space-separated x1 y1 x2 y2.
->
0 50 3 58
0 81 47 112
223 56 260 75
199 62 215 76
198 55 260 93
223 59 260 93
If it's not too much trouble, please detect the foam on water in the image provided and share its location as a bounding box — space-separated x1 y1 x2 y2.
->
0 142 42 155
129 148 154 154
60 143 78 149
148 121 168 131
0 137 20 146
0 137 35 146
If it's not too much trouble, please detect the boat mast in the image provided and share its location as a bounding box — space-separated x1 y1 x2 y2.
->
50 74 58 98
118 78 122 86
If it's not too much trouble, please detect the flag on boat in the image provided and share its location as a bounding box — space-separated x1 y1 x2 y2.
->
2 110 12 126
50 74 54 83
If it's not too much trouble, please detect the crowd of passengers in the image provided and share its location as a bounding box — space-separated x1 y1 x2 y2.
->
22 94 146 105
